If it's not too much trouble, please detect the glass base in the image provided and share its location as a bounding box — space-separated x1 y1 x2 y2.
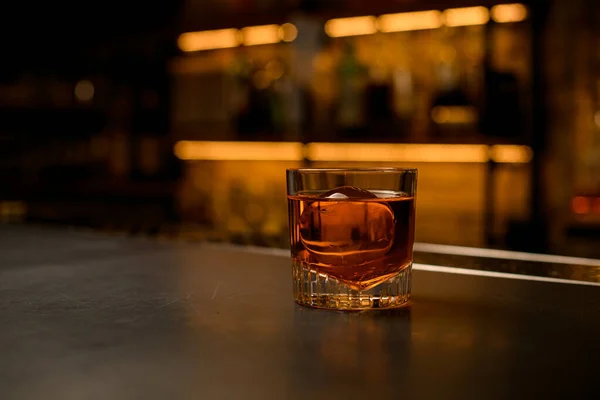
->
292 261 412 311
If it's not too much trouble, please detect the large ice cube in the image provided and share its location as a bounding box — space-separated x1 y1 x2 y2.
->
319 186 378 200
299 186 395 266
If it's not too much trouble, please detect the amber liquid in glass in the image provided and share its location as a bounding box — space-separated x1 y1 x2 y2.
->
288 186 415 291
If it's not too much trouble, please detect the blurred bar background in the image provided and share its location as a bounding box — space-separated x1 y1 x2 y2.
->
0 0 598 257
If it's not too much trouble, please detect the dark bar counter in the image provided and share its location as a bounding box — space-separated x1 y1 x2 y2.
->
1 225 599 399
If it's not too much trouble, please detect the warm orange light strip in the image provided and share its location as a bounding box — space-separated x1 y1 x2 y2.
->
491 3 528 23
378 10 443 33
307 143 488 163
174 141 532 164
178 29 240 52
173 141 304 161
242 24 281 46
179 23 298 52
324 16 377 37
490 145 533 163
443 6 490 27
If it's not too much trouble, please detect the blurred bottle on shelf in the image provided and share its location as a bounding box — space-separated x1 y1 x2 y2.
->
288 12 321 142
480 25 525 141
229 52 253 136
266 58 293 138
229 54 308 140
479 67 523 140
269 59 305 141
335 40 368 138
249 64 275 136
391 66 415 137
231 53 275 137
362 34 413 140
429 43 476 140
365 60 395 138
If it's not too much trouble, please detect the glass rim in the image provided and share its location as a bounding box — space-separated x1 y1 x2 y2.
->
287 167 417 173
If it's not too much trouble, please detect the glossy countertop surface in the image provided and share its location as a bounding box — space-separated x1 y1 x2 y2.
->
1 225 600 400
